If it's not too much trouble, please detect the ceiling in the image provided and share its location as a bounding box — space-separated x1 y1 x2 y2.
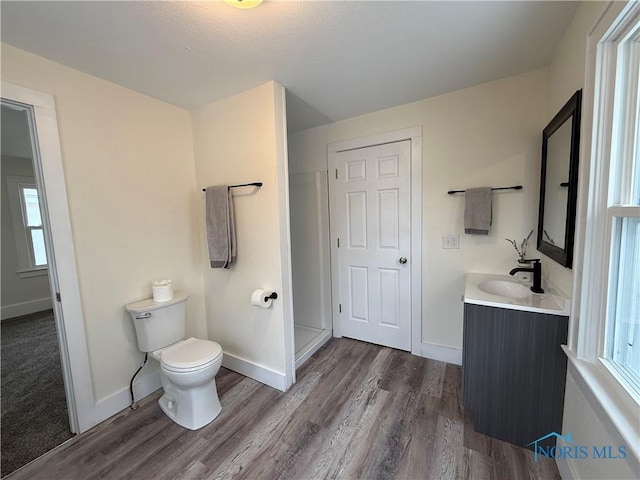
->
1 1 579 131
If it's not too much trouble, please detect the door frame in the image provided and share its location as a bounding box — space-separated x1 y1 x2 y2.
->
2 82 95 433
328 127 423 355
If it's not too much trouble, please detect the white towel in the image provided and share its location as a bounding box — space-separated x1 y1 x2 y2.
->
206 186 236 268
464 187 492 235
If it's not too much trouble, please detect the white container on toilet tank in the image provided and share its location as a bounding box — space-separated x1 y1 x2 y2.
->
152 279 173 302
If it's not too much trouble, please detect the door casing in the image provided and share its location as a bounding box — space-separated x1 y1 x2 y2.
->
2 82 95 433
328 127 423 355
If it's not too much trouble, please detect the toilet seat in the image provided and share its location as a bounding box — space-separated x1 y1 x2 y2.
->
161 337 222 371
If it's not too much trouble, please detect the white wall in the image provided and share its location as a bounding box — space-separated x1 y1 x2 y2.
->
559 369 637 480
1 44 206 405
289 69 549 351
288 126 333 334
192 81 293 390
1 155 52 318
288 125 331 175
547 2 639 479
288 171 331 331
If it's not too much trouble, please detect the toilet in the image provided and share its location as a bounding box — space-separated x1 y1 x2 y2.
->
125 293 223 430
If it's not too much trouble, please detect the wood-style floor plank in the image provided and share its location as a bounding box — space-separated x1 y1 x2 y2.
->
6 338 561 480
428 415 464 480
310 348 393 480
394 393 440 480
208 372 322 479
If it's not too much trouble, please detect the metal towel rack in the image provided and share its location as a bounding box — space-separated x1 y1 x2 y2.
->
447 185 522 195
202 182 262 192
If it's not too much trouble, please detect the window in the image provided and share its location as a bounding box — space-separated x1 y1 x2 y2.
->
5 176 48 274
607 217 640 392
601 21 640 398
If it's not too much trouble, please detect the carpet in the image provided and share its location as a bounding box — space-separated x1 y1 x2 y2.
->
1 310 73 477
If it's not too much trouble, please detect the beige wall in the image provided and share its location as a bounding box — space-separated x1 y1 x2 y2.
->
541 0 608 296
1 44 206 402
1 156 52 316
289 68 549 350
192 82 290 382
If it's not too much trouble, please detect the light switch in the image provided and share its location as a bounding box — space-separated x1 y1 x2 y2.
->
443 234 459 249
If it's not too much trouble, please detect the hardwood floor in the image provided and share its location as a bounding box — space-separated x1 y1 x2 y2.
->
6 338 560 480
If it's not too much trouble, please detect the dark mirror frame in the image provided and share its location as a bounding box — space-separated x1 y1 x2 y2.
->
537 89 582 268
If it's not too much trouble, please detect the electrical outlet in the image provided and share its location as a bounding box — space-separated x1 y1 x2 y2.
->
443 234 459 249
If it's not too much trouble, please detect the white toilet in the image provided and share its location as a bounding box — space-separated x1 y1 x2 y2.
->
125 293 223 430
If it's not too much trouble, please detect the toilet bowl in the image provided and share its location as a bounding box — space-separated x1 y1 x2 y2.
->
153 337 223 430
125 293 224 430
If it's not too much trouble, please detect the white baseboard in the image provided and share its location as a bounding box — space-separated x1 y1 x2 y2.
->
419 341 463 366
89 351 287 429
222 351 287 392
1 297 53 320
92 369 161 428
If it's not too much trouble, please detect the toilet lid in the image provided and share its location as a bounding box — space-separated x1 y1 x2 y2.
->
161 337 222 370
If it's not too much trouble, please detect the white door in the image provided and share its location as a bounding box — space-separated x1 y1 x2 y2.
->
332 140 411 350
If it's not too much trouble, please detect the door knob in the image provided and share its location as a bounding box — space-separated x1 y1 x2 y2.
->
399 256 408 264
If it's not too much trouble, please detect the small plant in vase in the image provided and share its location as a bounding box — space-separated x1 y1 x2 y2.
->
506 230 533 265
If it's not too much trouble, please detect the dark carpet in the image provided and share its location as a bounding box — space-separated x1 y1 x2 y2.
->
1 310 73 477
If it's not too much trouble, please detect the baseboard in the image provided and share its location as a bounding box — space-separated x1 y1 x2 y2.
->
222 352 287 392
88 352 287 428
1 297 52 320
419 341 463 366
91 369 161 428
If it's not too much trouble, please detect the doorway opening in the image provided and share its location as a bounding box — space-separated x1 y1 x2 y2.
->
0 103 72 476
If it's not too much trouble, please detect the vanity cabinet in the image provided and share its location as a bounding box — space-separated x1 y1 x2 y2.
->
462 303 568 449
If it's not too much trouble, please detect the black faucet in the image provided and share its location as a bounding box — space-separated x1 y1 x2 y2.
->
509 259 544 294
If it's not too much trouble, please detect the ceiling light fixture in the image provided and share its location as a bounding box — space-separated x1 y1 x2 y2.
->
224 0 263 9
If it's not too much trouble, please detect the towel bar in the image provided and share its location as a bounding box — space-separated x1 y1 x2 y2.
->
202 182 262 192
447 185 522 195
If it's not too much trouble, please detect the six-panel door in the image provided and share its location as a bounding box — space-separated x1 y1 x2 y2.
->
334 140 411 350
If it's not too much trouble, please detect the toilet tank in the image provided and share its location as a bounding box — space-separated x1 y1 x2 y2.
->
125 293 189 352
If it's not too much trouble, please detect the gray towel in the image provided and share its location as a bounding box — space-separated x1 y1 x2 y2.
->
206 186 237 268
464 187 492 235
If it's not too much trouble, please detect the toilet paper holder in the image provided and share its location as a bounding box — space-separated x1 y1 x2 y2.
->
264 292 278 302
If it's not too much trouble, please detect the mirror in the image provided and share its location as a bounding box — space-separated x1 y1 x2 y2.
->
537 90 581 268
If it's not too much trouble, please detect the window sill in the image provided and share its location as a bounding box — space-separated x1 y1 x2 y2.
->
17 267 48 279
562 345 640 467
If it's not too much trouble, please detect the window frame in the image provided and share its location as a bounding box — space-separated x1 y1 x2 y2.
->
568 0 640 465
598 17 640 399
5 175 48 276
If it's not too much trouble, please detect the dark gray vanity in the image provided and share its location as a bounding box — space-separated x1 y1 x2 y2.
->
462 273 569 449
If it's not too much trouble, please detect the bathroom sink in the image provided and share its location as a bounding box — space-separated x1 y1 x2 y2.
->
464 273 570 316
477 280 531 299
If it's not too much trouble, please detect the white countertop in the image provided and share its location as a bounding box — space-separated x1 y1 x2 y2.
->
464 273 570 316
